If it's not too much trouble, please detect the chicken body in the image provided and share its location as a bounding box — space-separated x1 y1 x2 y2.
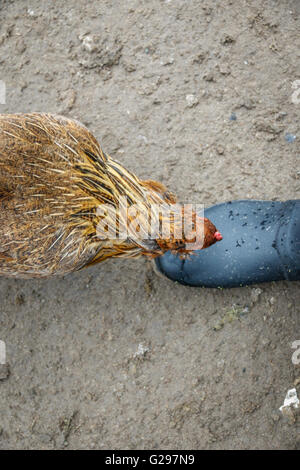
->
0 113 220 278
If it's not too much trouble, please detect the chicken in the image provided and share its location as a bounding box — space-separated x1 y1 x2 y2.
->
0 113 222 278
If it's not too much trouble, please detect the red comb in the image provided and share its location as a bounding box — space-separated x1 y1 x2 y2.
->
214 231 222 241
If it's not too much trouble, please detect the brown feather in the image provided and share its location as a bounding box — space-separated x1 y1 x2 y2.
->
0 113 220 278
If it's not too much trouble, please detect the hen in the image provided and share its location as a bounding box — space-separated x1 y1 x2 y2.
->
0 113 221 278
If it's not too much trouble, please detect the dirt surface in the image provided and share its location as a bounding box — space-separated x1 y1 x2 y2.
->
0 0 300 450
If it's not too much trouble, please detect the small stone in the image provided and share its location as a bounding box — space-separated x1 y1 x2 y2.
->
271 412 280 422
0 363 10 380
219 63 231 75
107 330 113 341
221 33 235 45
16 39 26 54
275 111 287 121
160 57 174 66
27 9 37 17
186 94 199 107
44 72 54 82
254 119 282 135
239 97 256 110
280 405 296 424
251 287 262 304
216 145 224 155
203 71 215 82
192 51 207 64
81 35 97 53
123 61 136 72
133 343 149 359
16 293 25 305
230 112 237 121
59 89 77 113
195 146 203 155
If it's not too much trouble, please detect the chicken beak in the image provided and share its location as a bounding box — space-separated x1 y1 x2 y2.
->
214 231 223 241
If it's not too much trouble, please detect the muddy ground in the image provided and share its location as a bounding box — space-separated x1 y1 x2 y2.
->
0 0 299 450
